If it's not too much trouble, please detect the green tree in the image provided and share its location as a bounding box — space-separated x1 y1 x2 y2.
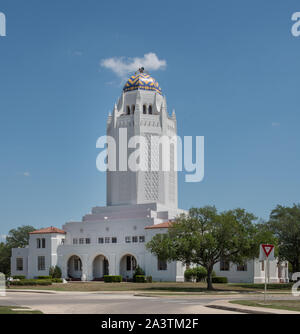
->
0 225 35 275
6 225 35 249
269 204 300 272
0 242 11 276
49 265 62 278
146 206 272 290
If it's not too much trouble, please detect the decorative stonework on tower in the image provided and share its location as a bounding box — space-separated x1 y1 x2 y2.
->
106 70 178 208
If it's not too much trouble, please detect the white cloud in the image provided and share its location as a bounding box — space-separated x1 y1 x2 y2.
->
23 172 30 177
271 122 280 127
100 52 166 78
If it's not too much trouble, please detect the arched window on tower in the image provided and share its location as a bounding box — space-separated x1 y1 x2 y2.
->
143 105 147 114
126 106 130 115
132 105 135 114
148 105 152 114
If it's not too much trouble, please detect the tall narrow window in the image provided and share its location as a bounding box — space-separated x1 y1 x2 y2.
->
16 258 23 271
38 256 45 271
237 263 247 271
127 106 130 115
148 105 152 114
132 105 135 114
220 258 230 271
143 105 147 114
157 257 167 271
37 238 41 248
42 238 46 248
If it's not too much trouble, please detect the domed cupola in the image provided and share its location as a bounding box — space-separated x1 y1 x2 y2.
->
123 67 162 95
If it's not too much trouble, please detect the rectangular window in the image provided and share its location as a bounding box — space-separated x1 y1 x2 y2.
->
139 236 145 243
42 238 46 248
105 237 110 244
220 259 230 271
261 260 264 271
37 238 41 248
38 256 45 271
73 238 78 245
157 258 167 271
125 236 131 243
79 238 84 244
132 236 138 243
85 238 91 244
237 263 247 271
98 237 104 244
16 258 23 271
112 237 117 243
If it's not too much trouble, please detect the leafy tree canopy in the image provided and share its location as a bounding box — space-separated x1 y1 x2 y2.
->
146 206 274 289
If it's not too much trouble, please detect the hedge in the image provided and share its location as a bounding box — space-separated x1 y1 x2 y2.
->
9 279 52 286
37 276 51 280
51 278 63 283
135 275 146 283
212 276 228 283
146 276 152 283
12 275 25 280
103 275 122 283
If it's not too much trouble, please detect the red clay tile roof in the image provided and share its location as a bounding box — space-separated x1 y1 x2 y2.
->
29 226 66 235
145 221 174 229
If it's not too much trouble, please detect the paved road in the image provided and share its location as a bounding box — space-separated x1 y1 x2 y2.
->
1 291 299 314
0 291 244 314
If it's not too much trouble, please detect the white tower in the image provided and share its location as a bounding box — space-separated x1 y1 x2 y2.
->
106 68 178 208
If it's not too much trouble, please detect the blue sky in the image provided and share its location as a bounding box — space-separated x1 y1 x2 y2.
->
0 0 300 237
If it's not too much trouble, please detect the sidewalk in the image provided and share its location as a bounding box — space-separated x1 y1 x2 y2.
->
206 299 300 314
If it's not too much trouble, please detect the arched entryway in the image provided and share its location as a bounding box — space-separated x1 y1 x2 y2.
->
120 254 137 281
67 255 82 280
92 255 109 280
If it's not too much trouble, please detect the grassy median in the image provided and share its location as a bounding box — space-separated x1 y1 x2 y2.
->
8 281 293 294
230 300 300 312
0 306 43 314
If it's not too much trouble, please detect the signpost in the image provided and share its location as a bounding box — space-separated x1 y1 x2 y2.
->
259 244 275 303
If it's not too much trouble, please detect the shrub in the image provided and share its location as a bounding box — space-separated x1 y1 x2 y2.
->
212 276 228 283
103 275 122 283
51 278 63 283
49 266 62 279
37 276 51 280
12 275 25 280
194 267 207 282
184 267 207 282
146 276 152 283
133 265 145 282
10 279 52 286
135 275 146 283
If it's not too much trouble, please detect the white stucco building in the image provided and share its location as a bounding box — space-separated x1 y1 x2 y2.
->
10 69 288 283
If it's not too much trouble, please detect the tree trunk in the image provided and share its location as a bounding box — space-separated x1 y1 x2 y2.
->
206 267 214 290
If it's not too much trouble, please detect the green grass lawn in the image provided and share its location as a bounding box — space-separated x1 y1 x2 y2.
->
8 281 292 294
0 306 43 314
230 300 300 312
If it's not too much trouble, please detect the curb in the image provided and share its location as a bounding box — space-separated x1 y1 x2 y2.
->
6 289 57 294
206 304 270 314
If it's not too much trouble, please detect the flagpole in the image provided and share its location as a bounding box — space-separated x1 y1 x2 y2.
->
264 258 268 303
